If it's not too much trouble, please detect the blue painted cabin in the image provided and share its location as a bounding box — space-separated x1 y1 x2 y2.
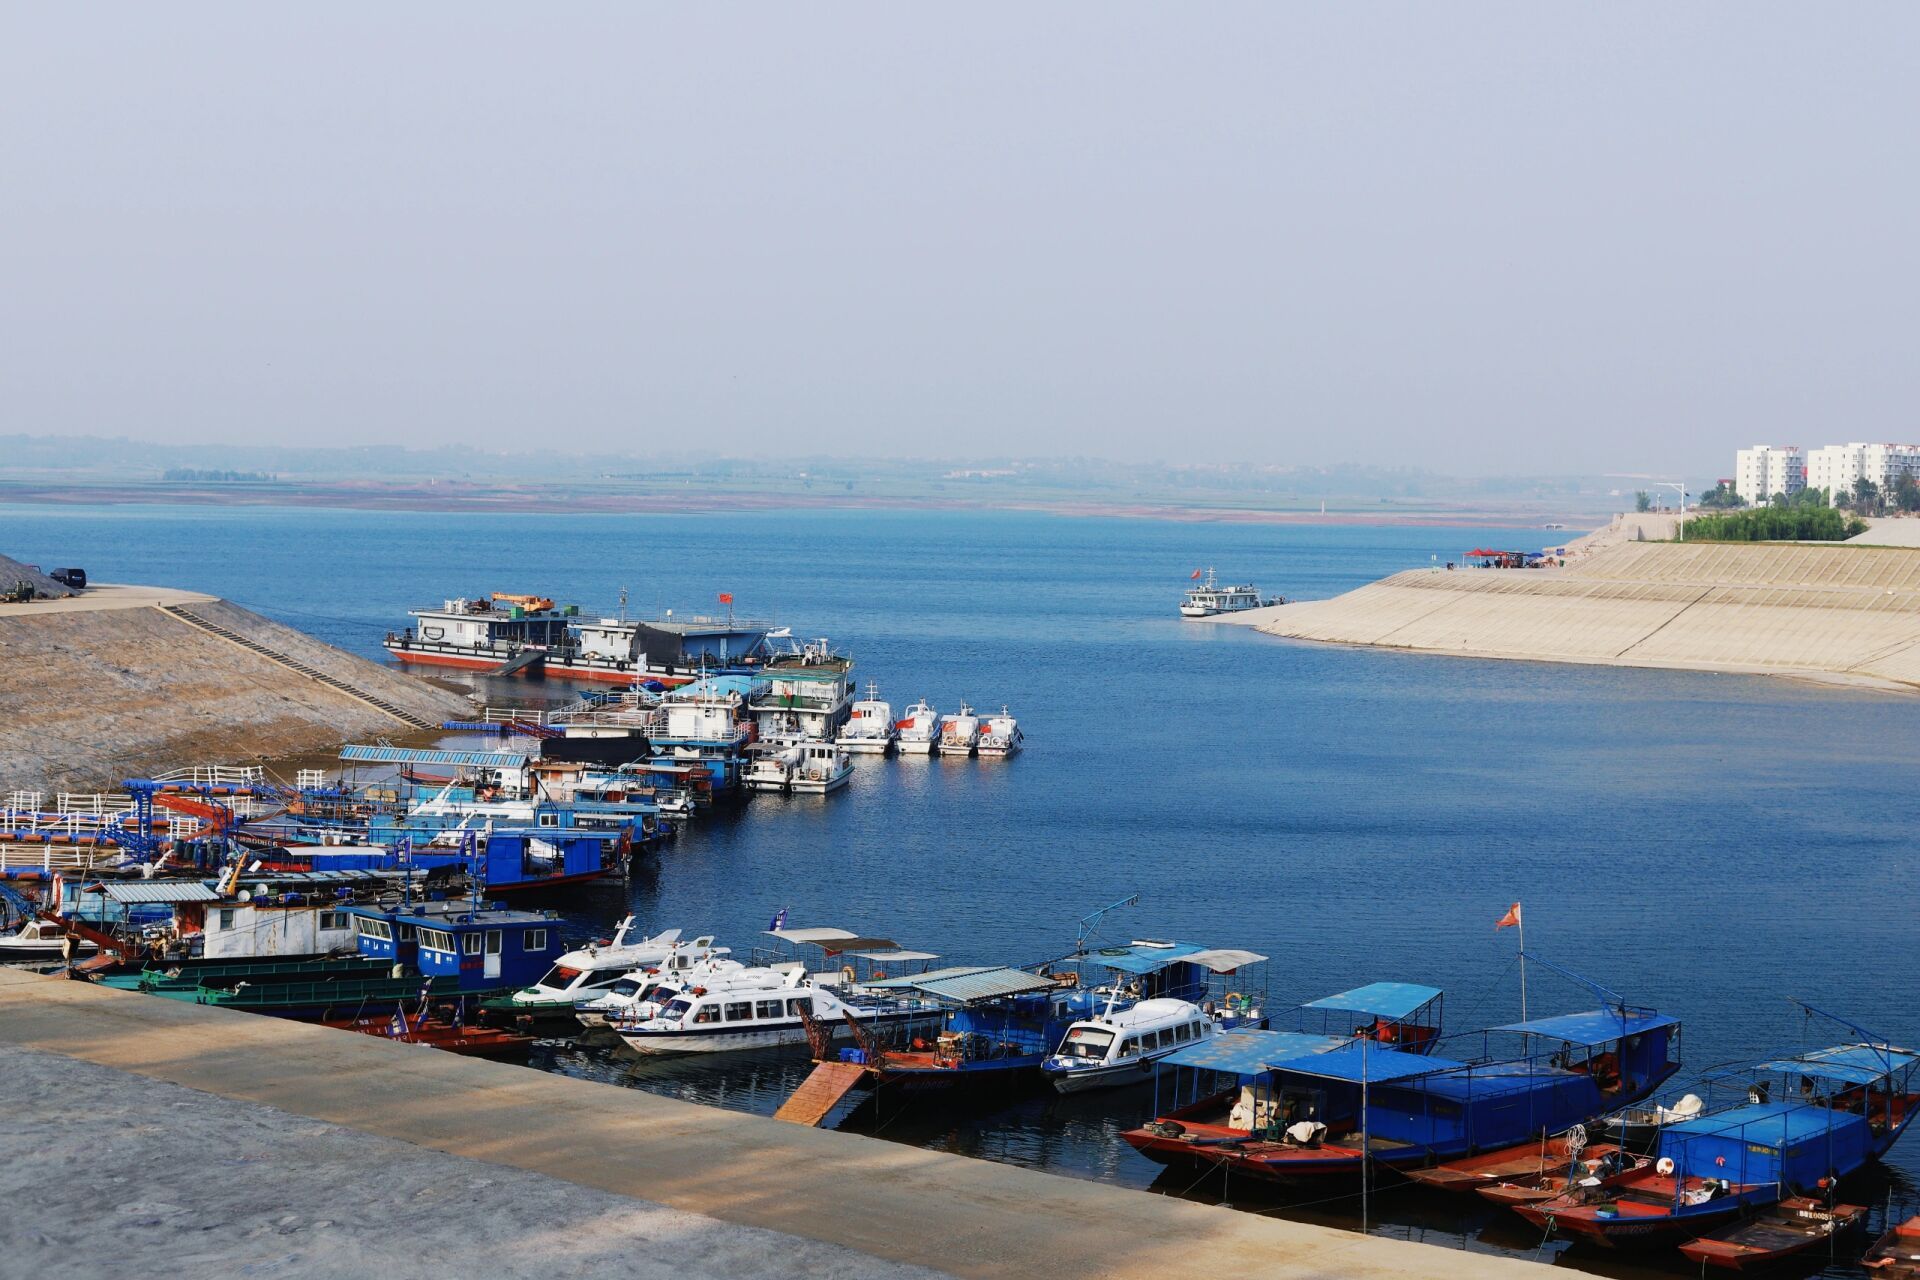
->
349 901 565 993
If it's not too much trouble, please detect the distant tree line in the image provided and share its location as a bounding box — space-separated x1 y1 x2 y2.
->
161 468 277 483
1680 506 1867 542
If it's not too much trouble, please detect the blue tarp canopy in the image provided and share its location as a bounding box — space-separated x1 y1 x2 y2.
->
1664 1100 1865 1144
1491 1009 1677 1047
1756 1044 1920 1086
864 965 1056 1003
1302 982 1442 1020
1273 1043 1465 1084
1083 941 1205 974
1163 1029 1347 1075
340 745 531 768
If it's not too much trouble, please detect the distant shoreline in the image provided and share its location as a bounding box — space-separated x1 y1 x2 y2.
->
0 480 1601 529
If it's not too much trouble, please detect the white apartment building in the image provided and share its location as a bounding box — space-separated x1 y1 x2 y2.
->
1733 445 1805 505
1803 443 1920 503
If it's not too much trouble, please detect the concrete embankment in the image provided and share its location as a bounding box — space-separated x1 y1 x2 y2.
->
0 970 1543 1280
1241 540 1920 692
0 584 474 792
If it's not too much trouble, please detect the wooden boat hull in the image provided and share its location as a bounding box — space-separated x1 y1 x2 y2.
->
1859 1214 1920 1278
324 1015 538 1059
1676 1199 1867 1272
1514 1193 1754 1250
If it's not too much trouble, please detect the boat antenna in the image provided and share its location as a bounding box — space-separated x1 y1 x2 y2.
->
1075 893 1140 954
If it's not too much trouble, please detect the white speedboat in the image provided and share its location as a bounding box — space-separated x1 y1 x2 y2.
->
978 707 1023 758
936 703 980 756
895 699 940 754
744 745 801 792
614 966 934 1054
837 683 897 755
791 742 852 793
1179 568 1280 618
1042 998 1215 1093
576 953 746 1028
501 922 716 1016
0 917 97 962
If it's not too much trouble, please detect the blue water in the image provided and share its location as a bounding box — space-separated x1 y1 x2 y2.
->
6 501 1916 1273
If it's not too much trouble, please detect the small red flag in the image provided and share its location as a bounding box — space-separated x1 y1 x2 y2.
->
1190 568 1203 580
1495 902 1522 930
718 592 734 605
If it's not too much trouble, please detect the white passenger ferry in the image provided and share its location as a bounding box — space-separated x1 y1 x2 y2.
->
1042 998 1217 1093
1179 569 1280 618
895 700 940 754
612 966 935 1054
500 923 721 1016
838 684 897 755
978 707 1023 758
937 703 980 756
575 953 746 1028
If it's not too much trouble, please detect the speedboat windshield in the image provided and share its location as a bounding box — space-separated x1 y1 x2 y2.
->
1060 1027 1115 1059
539 964 583 990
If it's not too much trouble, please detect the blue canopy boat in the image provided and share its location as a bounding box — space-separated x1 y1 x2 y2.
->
1515 1006 1920 1251
1125 970 1679 1185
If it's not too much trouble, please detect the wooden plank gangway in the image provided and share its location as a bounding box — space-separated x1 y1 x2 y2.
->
774 1061 866 1126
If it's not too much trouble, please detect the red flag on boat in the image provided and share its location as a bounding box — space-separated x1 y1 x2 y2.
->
718 592 734 604
1190 568 1203 580
1495 902 1522 930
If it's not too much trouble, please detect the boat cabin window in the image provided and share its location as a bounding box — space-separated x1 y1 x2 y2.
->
215 909 236 931
419 928 457 953
663 998 693 1019
725 1002 753 1022
693 1005 720 1024
756 1000 784 1018
610 978 643 998
319 910 348 931
541 964 584 988
523 928 548 952
357 919 392 941
397 924 415 941
1190 1021 1206 1040
1174 1023 1192 1043
786 998 809 1016
461 933 483 956
1061 1027 1114 1059
538 812 559 826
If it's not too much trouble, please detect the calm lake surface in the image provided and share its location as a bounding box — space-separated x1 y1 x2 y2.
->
6 501 1916 1275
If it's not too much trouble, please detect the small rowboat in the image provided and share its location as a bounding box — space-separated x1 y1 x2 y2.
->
323 1011 539 1060
1861 1213 1920 1277
1677 1197 1867 1271
1404 1132 1632 1199
1475 1148 1649 1208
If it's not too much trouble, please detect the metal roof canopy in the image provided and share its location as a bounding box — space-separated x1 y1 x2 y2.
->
852 948 940 962
1491 1009 1678 1047
1163 1029 1348 1076
766 927 859 945
1756 1044 1920 1086
864 965 1057 1004
1083 941 1205 974
1303 982 1443 1021
91 880 221 904
816 936 899 955
1271 1043 1466 1084
1181 947 1267 973
339 745 532 768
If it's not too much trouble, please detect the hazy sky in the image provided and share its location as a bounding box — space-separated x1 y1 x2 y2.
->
4 6 1916 475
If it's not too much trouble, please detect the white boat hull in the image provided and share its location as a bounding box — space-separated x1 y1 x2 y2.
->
978 743 1020 758
1046 1056 1159 1094
1179 604 1217 618
936 741 976 756
897 737 936 754
620 1024 818 1054
838 737 893 755
790 770 851 793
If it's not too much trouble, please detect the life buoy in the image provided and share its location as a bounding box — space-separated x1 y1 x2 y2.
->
840 966 856 985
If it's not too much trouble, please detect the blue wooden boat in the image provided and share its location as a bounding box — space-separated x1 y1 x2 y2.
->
1515 1012 1920 1250
1125 976 1679 1184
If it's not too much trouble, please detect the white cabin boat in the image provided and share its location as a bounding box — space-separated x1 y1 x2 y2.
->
1042 998 1218 1093
1179 568 1278 618
937 703 980 756
790 742 852 793
613 965 933 1054
504 922 720 1015
744 745 801 792
575 954 747 1028
978 708 1023 758
838 683 897 755
895 700 940 755
0 917 98 962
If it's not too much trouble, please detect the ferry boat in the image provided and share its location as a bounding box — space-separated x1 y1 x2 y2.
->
748 639 854 744
977 708 1023 758
1179 569 1280 618
488 921 722 1021
1040 943 1268 1094
790 742 852 794
612 965 936 1054
1513 1029 1920 1251
895 700 940 755
838 684 897 755
0 916 99 961
575 952 746 1029
383 594 776 686
936 703 980 756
